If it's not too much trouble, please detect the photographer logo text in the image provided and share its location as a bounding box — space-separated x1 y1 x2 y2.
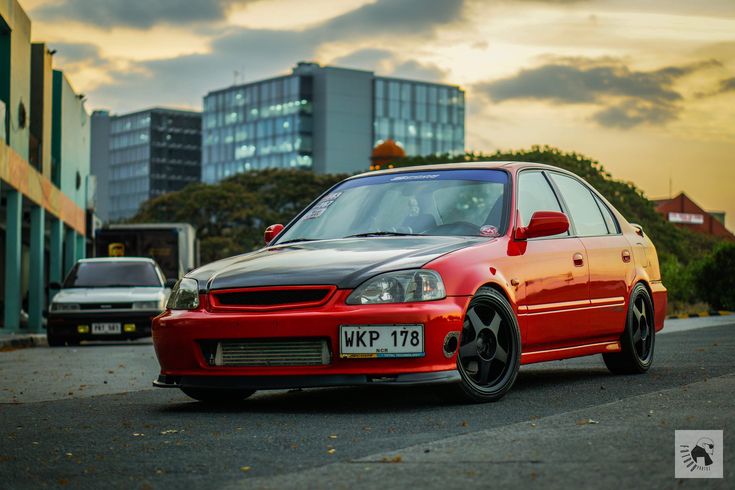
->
675 430 723 479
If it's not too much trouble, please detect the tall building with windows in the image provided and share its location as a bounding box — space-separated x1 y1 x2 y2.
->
202 62 464 183
92 108 201 221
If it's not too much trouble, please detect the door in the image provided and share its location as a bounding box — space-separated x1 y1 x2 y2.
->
514 170 590 349
547 172 633 340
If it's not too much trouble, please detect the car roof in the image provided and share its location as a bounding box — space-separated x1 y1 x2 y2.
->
77 257 156 264
349 161 568 180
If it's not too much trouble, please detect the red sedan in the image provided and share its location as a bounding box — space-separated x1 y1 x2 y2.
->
152 162 666 403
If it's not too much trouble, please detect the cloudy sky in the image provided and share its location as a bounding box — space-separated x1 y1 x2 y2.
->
22 0 735 230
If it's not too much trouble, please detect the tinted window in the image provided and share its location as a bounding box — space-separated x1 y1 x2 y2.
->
64 262 163 288
517 171 564 230
275 170 509 240
549 173 608 236
595 195 619 234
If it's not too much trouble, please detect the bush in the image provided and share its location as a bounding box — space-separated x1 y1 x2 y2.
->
693 242 735 310
659 253 698 305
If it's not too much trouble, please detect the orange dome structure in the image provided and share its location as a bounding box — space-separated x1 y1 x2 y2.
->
370 139 406 170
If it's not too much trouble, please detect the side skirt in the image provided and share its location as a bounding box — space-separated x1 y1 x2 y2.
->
521 340 621 365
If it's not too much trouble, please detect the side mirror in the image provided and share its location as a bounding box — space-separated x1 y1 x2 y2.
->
48 282 62 290
264 224 284 245
515 211 569 240
164 278 178 289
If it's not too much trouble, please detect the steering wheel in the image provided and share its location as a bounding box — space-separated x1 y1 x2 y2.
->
424 221 481 236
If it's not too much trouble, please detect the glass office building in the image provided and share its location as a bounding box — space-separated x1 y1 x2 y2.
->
373 78 464 157
202 75 313 183
98 108 201 221
202 62 464 183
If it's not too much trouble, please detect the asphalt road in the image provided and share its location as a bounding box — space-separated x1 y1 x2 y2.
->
0 317 732 489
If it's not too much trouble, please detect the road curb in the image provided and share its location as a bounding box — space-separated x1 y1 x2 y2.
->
0 333 48 350
667 310 731 320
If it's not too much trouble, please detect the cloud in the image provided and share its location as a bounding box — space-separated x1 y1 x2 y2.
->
716 77 735 94
475 58 719 128
332 48 393 71
592 99 678 129
34 0 248 29
389 60 447 83
84 0 465 111
693 75 735 99
33 0 463 33
319 0 464 40
509 0 587 3
331 48 448 82
49 42 106 65
90 30 317 111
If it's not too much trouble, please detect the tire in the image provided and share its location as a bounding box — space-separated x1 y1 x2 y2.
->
180 387 256 403
445 287 521 403
47 333 66 347
603 283 655 374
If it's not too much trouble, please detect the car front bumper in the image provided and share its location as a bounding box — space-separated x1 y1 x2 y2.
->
47 311 159 340
152 291 470 390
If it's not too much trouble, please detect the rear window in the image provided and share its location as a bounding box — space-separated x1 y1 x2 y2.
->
63 262 162 288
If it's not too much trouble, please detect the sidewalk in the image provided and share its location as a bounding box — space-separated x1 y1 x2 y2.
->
0 332 47 350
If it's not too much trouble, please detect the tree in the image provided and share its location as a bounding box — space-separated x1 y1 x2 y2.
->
693 242 735 310
130 169 347 263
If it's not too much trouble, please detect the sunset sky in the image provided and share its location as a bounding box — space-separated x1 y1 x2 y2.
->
20 0 735 231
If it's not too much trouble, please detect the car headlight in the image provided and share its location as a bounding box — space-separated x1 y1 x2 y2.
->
51 303 80 312
133 300 163 310
166 278 200 310
346 270 446 305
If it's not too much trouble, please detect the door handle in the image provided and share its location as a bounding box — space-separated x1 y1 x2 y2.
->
622 249 631 263
573 253 584 267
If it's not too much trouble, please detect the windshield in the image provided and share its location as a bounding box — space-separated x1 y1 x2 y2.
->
276 169 509 243
63 262 163 288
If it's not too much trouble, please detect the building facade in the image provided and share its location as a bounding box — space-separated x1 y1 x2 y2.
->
92 108 201 221
90 110 110 221
654 193 734 241
202 62 465 183
1 0 91 333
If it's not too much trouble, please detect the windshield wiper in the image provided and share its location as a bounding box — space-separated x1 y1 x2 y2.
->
343 231 423 238
78 284 147 288
275 238 318 245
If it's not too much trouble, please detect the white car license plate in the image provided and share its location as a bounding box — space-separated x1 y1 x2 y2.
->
92 322 121 335
339 325 424 358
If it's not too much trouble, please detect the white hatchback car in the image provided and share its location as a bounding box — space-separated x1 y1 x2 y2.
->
46 257 175 346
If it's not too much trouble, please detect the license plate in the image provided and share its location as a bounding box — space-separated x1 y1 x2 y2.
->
91 322 121 334
339 325 424 358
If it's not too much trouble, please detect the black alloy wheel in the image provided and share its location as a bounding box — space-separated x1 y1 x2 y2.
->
449 287 521 403
180 387 256 404
603 283 655 374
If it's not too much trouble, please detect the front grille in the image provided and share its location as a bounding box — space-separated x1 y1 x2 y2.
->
80 302 133 310
205 339 331 367
211 286 335 309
